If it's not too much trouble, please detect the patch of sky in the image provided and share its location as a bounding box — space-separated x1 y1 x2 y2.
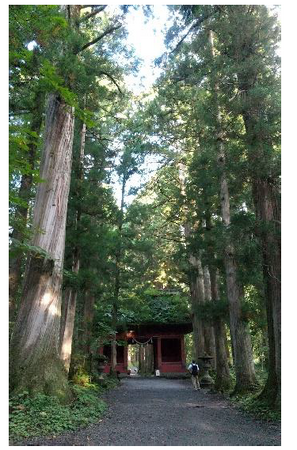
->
122 5 170 95
109 5 173 207
110 153 164 208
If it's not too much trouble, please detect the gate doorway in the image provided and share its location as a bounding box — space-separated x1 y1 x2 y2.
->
128 341 155 376
127 344 139 375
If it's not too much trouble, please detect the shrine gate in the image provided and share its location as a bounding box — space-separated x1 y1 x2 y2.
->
100 322 192 376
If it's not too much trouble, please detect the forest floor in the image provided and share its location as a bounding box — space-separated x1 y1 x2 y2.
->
18 377 281 446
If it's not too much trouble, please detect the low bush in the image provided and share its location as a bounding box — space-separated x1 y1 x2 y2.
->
9 382 107 443
218 365 280 421
231 394 281 422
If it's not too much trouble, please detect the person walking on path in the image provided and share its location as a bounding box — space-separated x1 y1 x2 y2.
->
188 360 201 390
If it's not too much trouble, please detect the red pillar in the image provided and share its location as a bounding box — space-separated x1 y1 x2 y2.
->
180 335 186 368
124 344 128 372
157 337 162 370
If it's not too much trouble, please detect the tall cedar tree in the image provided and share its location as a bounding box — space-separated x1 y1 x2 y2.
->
214 5 281 406
10 5 123 398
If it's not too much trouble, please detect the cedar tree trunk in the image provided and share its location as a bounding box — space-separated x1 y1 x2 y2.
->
111 175 126 373
223 6 281 405
189 254 206 359
9 94 75 401
209 30 258 394
203 266 216 364
209 267 232 392
9 92 44 324
219 160 258 393
178 164 206 359
82 292 96 355
241 110 281 406
252 176 281 405
60 119 86 373
204 212 231 391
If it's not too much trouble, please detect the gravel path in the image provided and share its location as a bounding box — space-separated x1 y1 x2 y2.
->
19 378 281 446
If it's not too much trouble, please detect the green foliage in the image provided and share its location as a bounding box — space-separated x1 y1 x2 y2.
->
93 292 191 339
9 238 50 260
39 61 96 126
231 394 281 422
9 385 107 443
117 292 191 327
39 61 77 104
193 299 229 322
227 364 280 419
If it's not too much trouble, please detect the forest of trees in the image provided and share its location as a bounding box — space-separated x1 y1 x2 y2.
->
9 3 281 427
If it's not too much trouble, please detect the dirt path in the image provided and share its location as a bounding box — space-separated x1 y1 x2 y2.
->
20 378 281 446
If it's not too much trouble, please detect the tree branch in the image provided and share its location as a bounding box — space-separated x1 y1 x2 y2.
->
170 12 213 55
79 6 107 23
86 129 113 142
76 24 122 54
98 71 123 94
80 5 101 10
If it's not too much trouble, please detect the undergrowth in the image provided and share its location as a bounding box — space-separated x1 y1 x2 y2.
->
9 377 119 443
231 394 281 422
227 366 280 422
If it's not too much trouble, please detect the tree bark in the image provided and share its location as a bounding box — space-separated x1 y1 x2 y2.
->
111 175 126 374
82 292 96 355
203 266 216 363
218 150 258 393
60 284 78 373
209 30 258 394
204 210 232 391
252 176 280 405
178 163 206 360
188 254 206 359
220 7 281 406
9 91 44 324
209 267 232 392
9 94 75 400
240 102 281 407
60 118 86 373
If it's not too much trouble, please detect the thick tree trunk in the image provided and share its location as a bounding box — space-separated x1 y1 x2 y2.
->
82 292 96 354
60 119 86 373
111 176 126 374
240 109 281 406
204 211 232 391
111 254 120 374
220 179 258 393
222 6 281 405
9 92 44 324
252 178 281 405
209 267 232 392
60 286 78 373
60 246 80 373
178 164 206 360
189 254 206 359
111 306 118 373
203 266 216 363
9 94 75 400
209 30 258 394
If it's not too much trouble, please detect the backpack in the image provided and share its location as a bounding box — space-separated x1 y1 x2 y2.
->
191 364 199 376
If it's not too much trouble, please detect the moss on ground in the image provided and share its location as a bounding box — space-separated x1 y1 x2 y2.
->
9 377 119 444
230 393 281 422
215 365 280 422
10 351 73 404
